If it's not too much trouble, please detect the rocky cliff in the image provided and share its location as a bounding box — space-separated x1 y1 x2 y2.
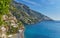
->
9 1 52 24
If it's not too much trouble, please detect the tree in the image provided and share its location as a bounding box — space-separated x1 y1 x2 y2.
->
0 0 12 25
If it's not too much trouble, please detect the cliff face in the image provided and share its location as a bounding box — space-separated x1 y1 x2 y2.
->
0 13 23 35
10 1 52 24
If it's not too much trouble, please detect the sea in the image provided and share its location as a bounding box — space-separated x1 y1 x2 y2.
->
24 21 60 38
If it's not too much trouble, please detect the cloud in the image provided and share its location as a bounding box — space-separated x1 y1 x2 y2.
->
22 0 41 6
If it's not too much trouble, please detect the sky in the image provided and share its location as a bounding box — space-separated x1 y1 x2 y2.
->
15 0 60 20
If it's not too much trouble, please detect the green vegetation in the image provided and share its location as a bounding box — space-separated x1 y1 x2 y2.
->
6 26 18 35
0 0 11 25
0 0 24 36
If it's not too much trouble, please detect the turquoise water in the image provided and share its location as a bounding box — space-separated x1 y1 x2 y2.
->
24 21 60 38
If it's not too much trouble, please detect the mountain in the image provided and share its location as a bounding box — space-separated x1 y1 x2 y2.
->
9 1 52 24
0 0 53 36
